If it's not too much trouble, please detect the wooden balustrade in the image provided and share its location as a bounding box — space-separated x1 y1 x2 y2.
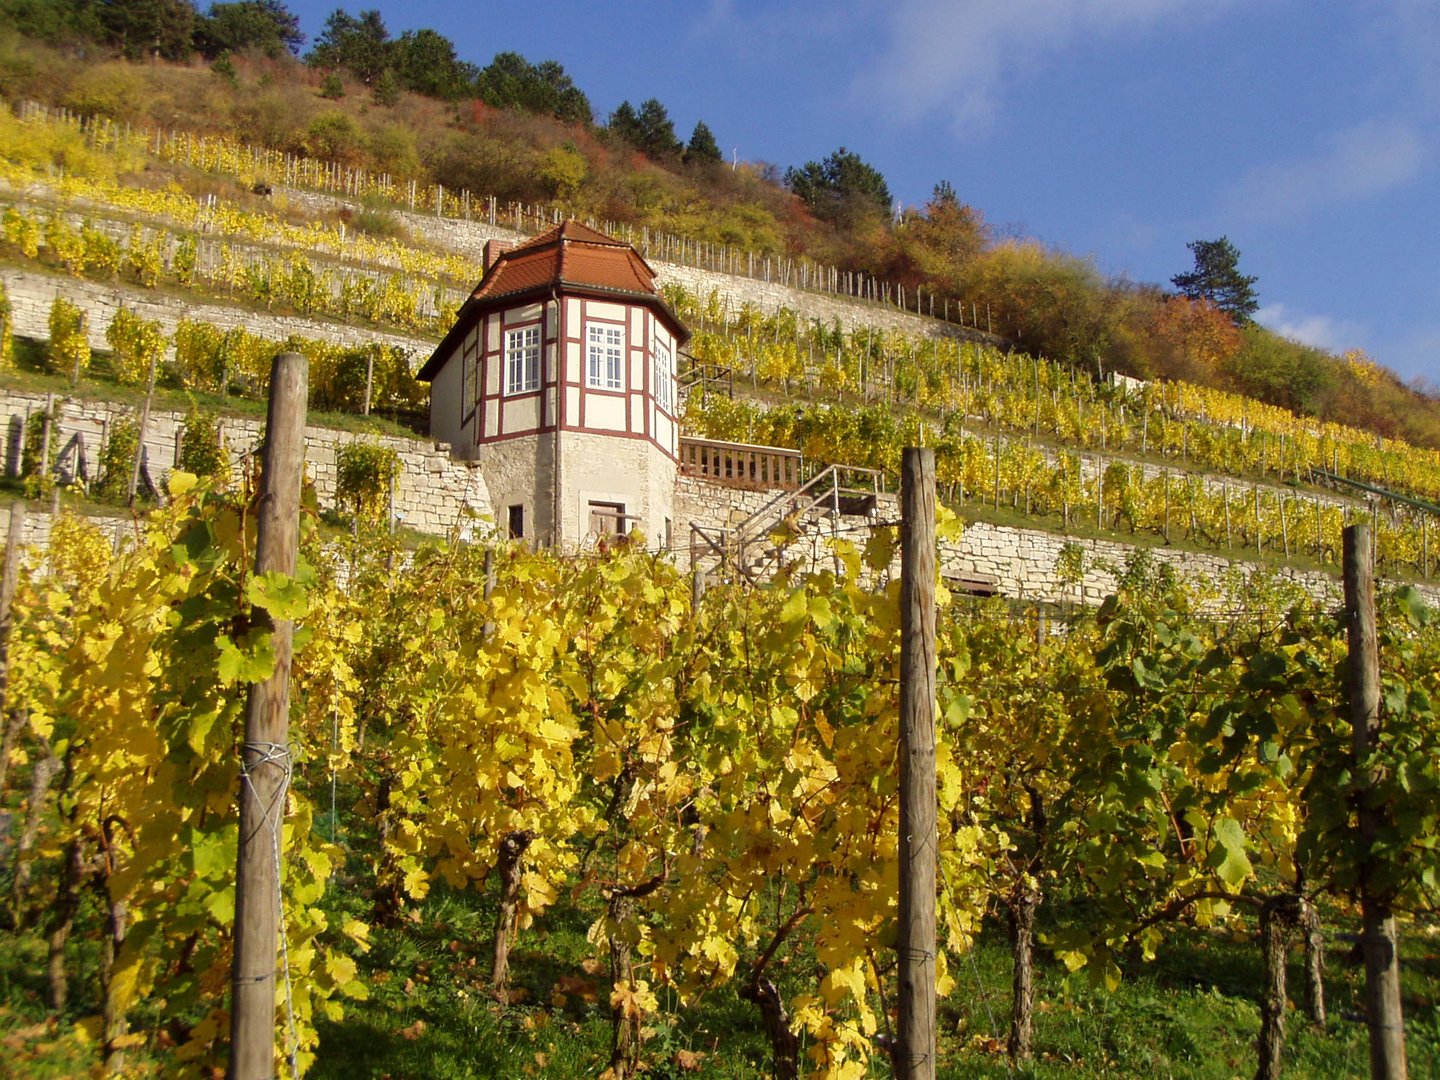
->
678 437 803 490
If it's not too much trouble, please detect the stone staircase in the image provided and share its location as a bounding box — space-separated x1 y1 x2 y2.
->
689 463 887 585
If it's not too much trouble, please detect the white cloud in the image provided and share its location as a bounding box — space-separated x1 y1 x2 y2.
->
1223 120 1426 225
1256 302 1364 353
851 0 1186 134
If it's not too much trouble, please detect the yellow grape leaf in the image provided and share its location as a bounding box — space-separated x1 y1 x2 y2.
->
1054 949 1089 973
167 470 199 497
823 960 867 1005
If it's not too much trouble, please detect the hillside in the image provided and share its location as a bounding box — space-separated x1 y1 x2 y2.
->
0 97 1436 592
1 15 1439 451
2 21 1440 1080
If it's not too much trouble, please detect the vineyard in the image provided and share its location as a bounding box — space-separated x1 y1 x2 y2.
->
0 31 1439 1080
2 103 1438 593
1 92 1440 1076
0 476 1438 1077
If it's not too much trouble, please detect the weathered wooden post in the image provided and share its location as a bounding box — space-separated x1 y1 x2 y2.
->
128 353 157 506
0 503 25 796
229 353 308 1080
1343 523 1408 1080
897 447 937 1080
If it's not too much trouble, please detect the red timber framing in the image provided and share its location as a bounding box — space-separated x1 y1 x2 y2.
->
420 222 687 461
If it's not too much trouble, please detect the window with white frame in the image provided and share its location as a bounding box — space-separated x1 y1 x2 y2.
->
586 323 624 391
653 341 673 413
504 325 540 395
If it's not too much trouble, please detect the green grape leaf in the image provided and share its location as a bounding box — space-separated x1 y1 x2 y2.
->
217 632 277 685
246 571 310 621
1207 816 1252 888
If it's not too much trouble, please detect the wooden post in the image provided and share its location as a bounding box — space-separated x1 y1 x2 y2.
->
229 353 308 1080
362 351 374 416
38 394 53 491
1342 523 1409 1080
0 503 25 795
897 448 937 1080
482 548 496 641
1163 470 1170 543
128 354 157 506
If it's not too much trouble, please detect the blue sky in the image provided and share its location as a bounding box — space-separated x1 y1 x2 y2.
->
285 1 1440 390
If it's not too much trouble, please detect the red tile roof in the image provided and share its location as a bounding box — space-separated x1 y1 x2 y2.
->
472 220 659 302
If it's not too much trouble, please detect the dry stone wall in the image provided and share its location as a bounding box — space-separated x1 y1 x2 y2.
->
0 387 491 535
675 473 1440 609
285 190 996 342
0 266 432 360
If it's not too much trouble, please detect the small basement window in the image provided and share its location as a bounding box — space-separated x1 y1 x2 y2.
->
507 504 524 539
588 501 627 537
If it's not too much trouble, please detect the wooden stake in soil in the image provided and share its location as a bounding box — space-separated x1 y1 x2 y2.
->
1342 523 1409 1080
127 353 157 507
897 447 937 1080
0 503 25 798
229 353 308 1080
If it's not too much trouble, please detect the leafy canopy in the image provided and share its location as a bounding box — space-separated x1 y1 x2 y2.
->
785 146 892 226
195 0 304 59
391 27 477 101
609 97 683 161
474 51 592 124
684 120 723 167
306 7 390 84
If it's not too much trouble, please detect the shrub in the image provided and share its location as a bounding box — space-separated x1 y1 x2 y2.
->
173 320 226 392
80 221 121 278
335 439 398 524
95 416 139 502
44 214 84 275
105 306 166 386
349 202 405 239
171 234 198 287
366 126 418 177
319 72 344 100
64 64 147 122
303 111 362 163
371 69 400 107
174 320 276 396
210 52 238 84
123 224 164 288
537 143 587 202
178 406 230 483
2 206 40 259
47 296 89 382
21 405 58 497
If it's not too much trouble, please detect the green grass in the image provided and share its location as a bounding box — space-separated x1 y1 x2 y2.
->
2 859 1437 1079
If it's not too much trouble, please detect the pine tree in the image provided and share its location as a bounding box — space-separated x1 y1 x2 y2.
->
1171 237 1259 323
684 120 723 167
784 147 891 226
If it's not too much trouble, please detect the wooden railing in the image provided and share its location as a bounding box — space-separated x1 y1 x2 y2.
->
678 437 803 490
